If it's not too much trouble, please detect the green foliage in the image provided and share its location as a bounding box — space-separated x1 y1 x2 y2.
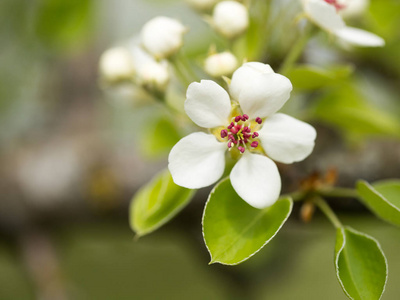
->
288 64 353 91
138 115 182 158
202 178 292 265
130 169 195 237
33 0 93 52
335 227 387 300
313 84 400 139
357 180 400 226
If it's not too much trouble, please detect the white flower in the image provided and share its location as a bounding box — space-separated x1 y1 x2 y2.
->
204 51 238 77
99 47 134 82
212 1 249 39
168 63 316 209
187 0 220 10
302 0 384 47
141 16 187 59
130 44 170 92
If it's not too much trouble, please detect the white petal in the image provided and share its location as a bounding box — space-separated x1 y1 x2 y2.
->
230 62 274 101
258 113 317 164
303 0 345 32
334 27 385 47
185 80 231 128
230 153 281 209
238 73 293 118
168 132 226 189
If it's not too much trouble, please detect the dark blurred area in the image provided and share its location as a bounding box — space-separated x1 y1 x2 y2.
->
0 0 399 299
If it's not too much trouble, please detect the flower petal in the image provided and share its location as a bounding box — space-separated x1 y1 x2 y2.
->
230 62 274 100
238 73 293 118
334 27 385 47
185 80 231 128
258 113 317 164
230 152 281 209
303 0 345 32
168 132 226 189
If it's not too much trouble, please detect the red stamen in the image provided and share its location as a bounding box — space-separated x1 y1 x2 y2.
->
255 117 262 124
238 146 245 153
251 141 258 148
221 129 228 138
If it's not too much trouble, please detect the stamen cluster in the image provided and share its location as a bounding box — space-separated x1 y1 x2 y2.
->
324 0 346 11
220 114 262 153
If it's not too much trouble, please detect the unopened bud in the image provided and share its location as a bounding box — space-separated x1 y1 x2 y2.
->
204 51 238 77
141 16 187 59
99 47 134 82
212 1 249 39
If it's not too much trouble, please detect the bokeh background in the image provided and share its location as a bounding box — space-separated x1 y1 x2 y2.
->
1 0 400 299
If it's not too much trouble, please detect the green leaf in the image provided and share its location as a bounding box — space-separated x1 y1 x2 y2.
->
202 178 292 265
138 116 182 158
313 85 400 139
356 180 400 226
335 227 387 300
130 169 195 237
288 65 353 91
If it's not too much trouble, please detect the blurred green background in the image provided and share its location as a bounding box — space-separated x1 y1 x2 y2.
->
0 0 399 299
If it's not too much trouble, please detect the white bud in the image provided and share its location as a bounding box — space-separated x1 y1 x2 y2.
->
230 62 275 100
212 1 249 39
141 16 186 59
204 51 238 77
99 47 134 82
130 45 170 92
187 0 219 10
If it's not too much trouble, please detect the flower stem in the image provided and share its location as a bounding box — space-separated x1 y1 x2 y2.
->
279 24 313 75
170 55 192 88
313 196 343 229
318 187 358 199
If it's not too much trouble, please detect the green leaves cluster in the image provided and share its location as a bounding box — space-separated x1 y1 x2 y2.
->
331 178 400 299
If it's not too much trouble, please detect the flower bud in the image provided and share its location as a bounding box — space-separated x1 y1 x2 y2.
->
230 62 274 100
187 0 219 11
212 1 249 39
99 47 134 82
204 51 238 77
130 45 170 92
141 16 187 59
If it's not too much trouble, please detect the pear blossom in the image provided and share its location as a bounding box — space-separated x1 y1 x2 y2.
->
99 47 135 82
204 51 238 77
212 1 249 39
301 0 384 47
168 63 316 209
141 16 187 59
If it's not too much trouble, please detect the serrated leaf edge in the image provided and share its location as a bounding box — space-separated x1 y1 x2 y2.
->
201 177 293 266
335 226 388 300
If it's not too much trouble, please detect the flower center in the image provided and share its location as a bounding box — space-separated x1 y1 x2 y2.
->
324 0 346 11
220 114 262 153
